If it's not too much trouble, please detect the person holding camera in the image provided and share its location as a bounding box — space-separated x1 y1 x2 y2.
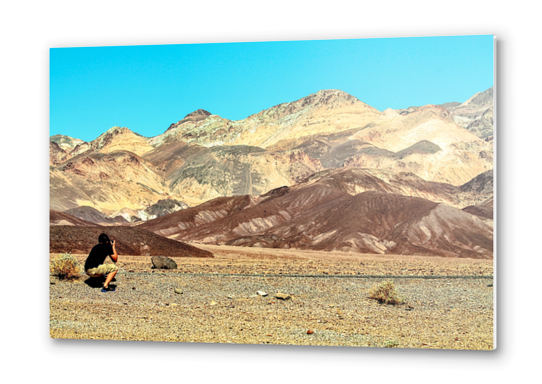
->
85 233 119 292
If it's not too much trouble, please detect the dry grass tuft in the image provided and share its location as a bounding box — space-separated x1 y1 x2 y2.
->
368 280 404 304
50 252 81 280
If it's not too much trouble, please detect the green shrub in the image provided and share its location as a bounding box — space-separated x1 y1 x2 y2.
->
50 252 81 280
383 340 400 348
368 280 404 304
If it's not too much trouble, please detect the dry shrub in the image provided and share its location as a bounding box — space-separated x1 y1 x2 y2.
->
50 252 81 280
368 280 404 304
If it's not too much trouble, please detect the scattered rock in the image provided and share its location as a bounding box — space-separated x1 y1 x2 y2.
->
257 291 268 296
307 329 314 334
275 293 291 300
174 288 183 294
170 303 178 307
210 301 217 306
151 256 178 270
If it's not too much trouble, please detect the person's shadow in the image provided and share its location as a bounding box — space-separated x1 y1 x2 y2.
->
83 276 117 289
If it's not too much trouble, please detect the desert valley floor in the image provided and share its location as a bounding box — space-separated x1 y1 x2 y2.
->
50 245 494 350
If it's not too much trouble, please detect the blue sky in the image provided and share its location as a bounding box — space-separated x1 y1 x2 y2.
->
50 35 494 142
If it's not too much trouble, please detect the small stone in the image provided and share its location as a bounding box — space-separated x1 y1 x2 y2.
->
307 329 314 335
174 288 183 294
275 293 291 300
171 303 178 307
210 301 217 306
151 256 178 270
50 281 56 285
257 291 268 296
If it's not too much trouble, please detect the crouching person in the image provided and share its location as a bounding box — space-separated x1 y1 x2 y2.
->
85 233 119 292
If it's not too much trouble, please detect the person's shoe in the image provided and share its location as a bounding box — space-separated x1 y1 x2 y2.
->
101 285 116 292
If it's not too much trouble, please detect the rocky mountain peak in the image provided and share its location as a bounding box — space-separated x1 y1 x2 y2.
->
183 109 212 121
300 89 360 107
461 86 493 108
50 134 84 151
166 109 212 132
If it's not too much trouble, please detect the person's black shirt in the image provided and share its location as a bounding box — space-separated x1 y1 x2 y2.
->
85 243 114 270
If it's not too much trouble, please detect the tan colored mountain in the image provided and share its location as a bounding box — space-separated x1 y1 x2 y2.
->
50 150 169 214
142 142 322 206
88 126 155 156
50 88 493 218
149 90 382 149
282 105 492 186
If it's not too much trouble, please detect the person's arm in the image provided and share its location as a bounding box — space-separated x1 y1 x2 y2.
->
110 240 119 262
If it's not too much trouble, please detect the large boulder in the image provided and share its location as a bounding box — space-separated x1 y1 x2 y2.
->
151 256 178 269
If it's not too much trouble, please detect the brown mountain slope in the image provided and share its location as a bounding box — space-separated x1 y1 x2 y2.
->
140 167 493 240
50 141 69 166
139 175 492 258
50 210 99 227
64 206 129 226
139 184 349 241
50 225 213 257
229 192 493 258
138 195 258 238
293 167 462 207
458 169 494 207
462 197 493 220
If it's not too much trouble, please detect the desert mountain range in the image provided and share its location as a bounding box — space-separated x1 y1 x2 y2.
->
50 88 494 258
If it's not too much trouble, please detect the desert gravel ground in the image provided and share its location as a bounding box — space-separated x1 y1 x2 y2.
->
49 247 494 350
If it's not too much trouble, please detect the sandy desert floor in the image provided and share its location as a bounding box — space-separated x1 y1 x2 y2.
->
49 246 494 350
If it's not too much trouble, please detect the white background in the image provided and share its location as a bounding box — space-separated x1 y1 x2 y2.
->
1 1 539 383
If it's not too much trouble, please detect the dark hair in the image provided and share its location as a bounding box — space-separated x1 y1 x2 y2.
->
98 233 110 243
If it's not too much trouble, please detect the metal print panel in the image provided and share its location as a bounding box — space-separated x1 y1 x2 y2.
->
49 35 495 350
